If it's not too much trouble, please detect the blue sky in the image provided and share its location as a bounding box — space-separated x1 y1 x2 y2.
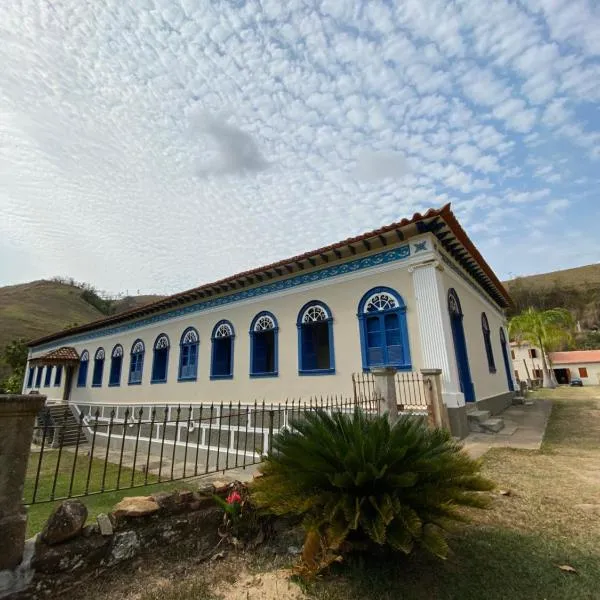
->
1 0 599 296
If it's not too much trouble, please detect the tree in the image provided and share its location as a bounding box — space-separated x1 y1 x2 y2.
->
1 339 28 394
509 307 575 388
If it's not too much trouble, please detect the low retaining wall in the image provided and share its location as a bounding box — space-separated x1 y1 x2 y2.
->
10 488 226 599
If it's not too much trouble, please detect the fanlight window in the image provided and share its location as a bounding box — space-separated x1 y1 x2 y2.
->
129 340 145 384
179 327 199 381
211 321 235 379
298 302 334 373
364 292 399 313
109 344 124 386
151 334 170 383
358 288 410 370
250 312 278 376
77 350 89 387
92 347 105 387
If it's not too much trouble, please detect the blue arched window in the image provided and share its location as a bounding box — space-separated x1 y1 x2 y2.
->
128 340 145 385
179 327 199 381
481 313 496 373
151 334 170 384
35 366 43 388
357 287 411 370
297 302 335 375
92 348 105 387
211 321 235 379
44 365 53 387
109 344 123 387
54 365 62 387
77 350 89 387
250 312 278 377
27 367 35 388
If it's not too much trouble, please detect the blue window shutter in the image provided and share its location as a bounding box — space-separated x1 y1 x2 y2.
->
35 367 43 387
152 348 168 382
253 332 267 373
77 362 88 387
92 359 104 386
44 366 53 387
110 356 122 385
301 325 317 371
27 367 34 387
384 313 404 364
366 316 384 366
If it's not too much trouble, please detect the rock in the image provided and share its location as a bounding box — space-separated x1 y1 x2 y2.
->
178 490 194 504
109 531 140 565
287 545 301 555
198 483 215 497
212 481 230 495
151 491 178 512
97 513 114 536
41 500 88 545
112 496 160 518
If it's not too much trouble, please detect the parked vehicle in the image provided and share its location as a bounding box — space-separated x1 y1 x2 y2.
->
570 378 584 387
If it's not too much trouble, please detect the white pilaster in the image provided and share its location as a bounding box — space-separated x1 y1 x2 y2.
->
409 260 464 408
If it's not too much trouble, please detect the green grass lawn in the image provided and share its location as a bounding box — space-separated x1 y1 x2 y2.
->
25 449 191 536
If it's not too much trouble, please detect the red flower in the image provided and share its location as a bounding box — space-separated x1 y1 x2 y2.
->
226 491 242 505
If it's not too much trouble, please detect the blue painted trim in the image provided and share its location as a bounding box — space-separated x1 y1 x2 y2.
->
249 311 279 377
357 287 412 371
128 380 142 386
448 288 476 402
108 382 121 387
178 376 198 382
499 328 515 392
299 369 336 376
150 379 167 384
296 300 336 375
210 320 235 379
34 244 412 351
92 383 102 388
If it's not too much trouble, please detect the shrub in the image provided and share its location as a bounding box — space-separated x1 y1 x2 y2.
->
252 410 493 573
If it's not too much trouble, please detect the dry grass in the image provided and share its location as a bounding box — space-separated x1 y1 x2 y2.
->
52 388 600 600
503 263 600 291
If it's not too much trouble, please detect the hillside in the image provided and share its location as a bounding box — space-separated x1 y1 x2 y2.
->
0 280 164 378
503 263 600 336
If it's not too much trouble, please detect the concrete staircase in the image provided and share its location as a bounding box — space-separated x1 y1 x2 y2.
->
42 403 82 447
467 409 505 434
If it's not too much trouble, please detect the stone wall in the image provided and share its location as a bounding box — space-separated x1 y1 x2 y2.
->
15 487 228 599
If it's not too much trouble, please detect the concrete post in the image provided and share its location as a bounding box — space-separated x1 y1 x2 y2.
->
370 367 398 423
0 394 46 570
421 369 450 430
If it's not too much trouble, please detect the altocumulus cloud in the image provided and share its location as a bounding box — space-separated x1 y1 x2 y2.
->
1 0 599 294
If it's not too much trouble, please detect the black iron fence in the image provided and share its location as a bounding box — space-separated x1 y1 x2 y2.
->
25 395 378 505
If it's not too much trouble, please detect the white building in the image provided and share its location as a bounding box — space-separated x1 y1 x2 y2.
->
24 204 515 438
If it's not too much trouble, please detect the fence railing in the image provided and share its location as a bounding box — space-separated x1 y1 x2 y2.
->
25 396 375 505
394 371 430 415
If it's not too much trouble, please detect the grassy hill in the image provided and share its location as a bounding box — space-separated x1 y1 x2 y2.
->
503 263 600 293
0 280 163 379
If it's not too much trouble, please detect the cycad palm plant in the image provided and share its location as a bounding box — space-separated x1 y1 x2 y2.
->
509 307 574 388
252 410 493 572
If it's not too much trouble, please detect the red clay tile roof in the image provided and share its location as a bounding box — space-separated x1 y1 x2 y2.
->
29 203 511 347
549 350 600 364
30 346 80 364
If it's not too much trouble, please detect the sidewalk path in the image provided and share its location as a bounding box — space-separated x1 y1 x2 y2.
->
462 399 553 459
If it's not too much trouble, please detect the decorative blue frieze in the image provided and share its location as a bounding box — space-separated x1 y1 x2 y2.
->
34 244 411 351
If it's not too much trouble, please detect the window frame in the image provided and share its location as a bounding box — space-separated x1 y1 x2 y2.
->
297 301 335 376
76 350 89 388
54 365 62 387
578 367 588 378
249 311 279 378
128 340 145 385
109 344 124 387
178 327 200 382
92 348 105 388
151 334 170 384
44 365 53 387
357 287 412 372
481 313 497 373
211 320 235 380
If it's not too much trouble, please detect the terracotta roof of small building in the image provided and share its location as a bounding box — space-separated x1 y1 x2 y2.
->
29 203 512 348
30 346 80 364
549 350 600 365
